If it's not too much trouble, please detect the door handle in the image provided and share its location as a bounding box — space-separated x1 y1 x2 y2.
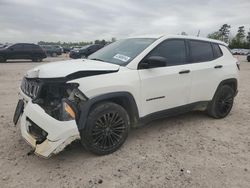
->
179 70 190 74
214 65 223 69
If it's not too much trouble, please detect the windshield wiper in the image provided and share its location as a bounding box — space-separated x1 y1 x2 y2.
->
89 58 104 62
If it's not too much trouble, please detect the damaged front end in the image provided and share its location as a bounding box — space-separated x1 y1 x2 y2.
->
15 77 87 158
21 77 87 121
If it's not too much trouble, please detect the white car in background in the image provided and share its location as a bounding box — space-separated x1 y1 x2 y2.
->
13 35 239 158
231 48 250 55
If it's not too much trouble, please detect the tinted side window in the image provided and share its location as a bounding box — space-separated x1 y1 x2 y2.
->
189 41 213 63
93 45 100 50
12 44 23 50
97 45 102 49
32 45 41 52
148 39 186 66
23 44 32 50
212 44 223 59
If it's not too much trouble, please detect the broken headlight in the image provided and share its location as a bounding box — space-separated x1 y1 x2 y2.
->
60 99 77 121
35 82 87 121
59 85 87 121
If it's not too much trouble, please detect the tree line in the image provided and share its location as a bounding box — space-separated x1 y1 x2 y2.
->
207 24 250 49
38 26 250 50
38 37 116 47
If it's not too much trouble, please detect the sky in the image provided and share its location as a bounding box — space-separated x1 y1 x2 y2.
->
0 0 250 43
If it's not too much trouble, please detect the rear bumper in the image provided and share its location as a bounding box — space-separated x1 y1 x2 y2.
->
19 96 80 158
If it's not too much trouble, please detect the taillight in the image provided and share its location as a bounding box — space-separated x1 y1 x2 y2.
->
236 61 240 70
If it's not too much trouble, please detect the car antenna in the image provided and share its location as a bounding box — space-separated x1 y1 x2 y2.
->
197 30 200 37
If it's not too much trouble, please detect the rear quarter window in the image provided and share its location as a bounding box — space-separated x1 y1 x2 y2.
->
27 44 40 51
212 43 223 59
189 40 213 63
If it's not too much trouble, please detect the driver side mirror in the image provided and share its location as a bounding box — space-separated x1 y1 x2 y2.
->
140 56 167 69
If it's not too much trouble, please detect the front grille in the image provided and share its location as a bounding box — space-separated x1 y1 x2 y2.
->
21 78 41 99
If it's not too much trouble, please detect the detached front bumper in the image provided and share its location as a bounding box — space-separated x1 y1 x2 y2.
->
19 97 80 158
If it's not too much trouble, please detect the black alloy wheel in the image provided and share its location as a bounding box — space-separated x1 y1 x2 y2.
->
216 90 234 116
207 85 234 118
81 102 130 155
92 112 126 150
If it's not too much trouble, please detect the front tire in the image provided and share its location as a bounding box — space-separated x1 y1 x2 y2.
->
80 102 130 155
0 56 6 63
207 85 235 118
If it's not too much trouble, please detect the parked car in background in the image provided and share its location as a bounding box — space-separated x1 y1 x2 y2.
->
69 44 104 59
0 43 46 62
231 48 250 55
40 45 62 57
247 54 250 62
63 47 71 53
231 49 239 55
70 46 82 51
54 45 63 54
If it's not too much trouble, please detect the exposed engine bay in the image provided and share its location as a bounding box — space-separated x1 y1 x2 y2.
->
21 77 87 121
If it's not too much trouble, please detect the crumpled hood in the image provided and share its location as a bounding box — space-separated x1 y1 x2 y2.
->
25 59 120 78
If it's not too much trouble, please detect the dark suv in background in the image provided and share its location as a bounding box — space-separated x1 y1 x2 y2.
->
0 43 46 62
69 44 104 59
40 45 62 57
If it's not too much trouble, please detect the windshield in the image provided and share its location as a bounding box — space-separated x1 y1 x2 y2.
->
88 38 156 65
0 44 12 48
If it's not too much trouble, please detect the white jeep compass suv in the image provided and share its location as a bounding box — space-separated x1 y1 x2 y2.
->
13 35 239 158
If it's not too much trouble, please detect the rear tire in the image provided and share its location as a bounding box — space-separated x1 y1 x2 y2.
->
207 85 235 118
80 102 130 155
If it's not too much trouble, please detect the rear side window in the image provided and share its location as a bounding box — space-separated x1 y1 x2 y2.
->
148 39 187 66
189 40 213 63
33 45 42 51
25 44 33 51
212 44 223 58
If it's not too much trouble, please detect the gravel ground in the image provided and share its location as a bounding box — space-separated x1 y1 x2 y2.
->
0 55 249 188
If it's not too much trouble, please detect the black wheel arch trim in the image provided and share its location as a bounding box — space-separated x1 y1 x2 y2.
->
77 91 140 130
214 78 238 97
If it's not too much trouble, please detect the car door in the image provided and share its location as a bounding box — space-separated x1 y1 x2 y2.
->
8 44 24 59
24 44 33 59
138 39 192 117
187 40 223 103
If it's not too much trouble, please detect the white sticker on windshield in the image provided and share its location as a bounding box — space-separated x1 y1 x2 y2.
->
113 54 131 62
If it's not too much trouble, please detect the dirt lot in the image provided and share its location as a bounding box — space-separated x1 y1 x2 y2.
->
0 55 249 188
